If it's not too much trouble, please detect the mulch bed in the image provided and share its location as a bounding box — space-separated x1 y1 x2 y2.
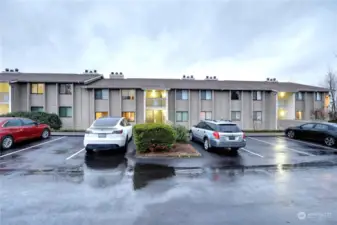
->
136 143 201 158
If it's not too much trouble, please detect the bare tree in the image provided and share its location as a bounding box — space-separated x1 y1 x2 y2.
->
325 70 337 119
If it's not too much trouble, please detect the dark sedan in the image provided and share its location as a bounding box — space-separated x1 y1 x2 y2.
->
285 122 337 147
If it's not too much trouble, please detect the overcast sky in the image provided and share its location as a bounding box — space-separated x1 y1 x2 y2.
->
1 0 337 85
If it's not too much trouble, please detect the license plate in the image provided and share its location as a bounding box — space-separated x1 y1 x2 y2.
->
229 136 235 140
98 134 106 138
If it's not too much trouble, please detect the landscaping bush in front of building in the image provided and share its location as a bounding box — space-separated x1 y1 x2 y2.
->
133 123 176 153
0 111 62 130
172 125 189 143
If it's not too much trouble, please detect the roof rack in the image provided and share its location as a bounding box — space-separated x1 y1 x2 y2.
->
203 119 232 123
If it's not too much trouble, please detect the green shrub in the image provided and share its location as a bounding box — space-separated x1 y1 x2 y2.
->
172 125 189 143
133 123 176 153
0 111 62 130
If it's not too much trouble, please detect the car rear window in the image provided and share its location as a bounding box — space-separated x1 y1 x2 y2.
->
218 124 241 133
93 118 120 127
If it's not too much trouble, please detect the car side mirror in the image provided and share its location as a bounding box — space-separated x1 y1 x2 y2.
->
34 122 40 126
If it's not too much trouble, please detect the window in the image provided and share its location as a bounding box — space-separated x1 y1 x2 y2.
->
4 119 22 127
59 107 72 117
93 117 119 127
218 124 241 132
200 111 212 120
122 112 135 122
200 90 212 100
31 106 44 112
176 111 188 122
231 111 241 121
59 84 72 95
231 91 241 100
196 122 206 129
253 91 262 100
21 118 36 126
296 111 303 120
314 124 329 130
253 111 262 121
95 111 108 119
296 92 303 100
176 90 189 100
300 123 315 129
315 92 322 101
31 83 44 94
95 89 109 100
122 89 135 100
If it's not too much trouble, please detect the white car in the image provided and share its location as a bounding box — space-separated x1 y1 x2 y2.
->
83 116 133 153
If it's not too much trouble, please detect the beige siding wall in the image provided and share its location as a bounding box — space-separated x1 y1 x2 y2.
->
109 90 121 117
265 91 277 130
136 90 144 123
46 84 57 113
167 90 175 122
242 91 253 130
190 90 200 127
214 91 229 120
8 82 329 130
304 92 314 120
10 83 21 112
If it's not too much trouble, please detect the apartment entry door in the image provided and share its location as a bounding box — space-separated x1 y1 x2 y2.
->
146 110 165 123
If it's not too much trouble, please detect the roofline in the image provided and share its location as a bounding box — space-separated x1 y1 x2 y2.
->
83 75 103 84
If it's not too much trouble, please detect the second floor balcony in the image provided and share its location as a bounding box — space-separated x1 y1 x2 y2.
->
146 98 166 107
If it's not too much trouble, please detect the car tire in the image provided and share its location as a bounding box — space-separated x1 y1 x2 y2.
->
189 131 194 141
123 136 129 151
231 148 239 155
85 147 94 154
1 135 14 150
41 128 50 139
286 130 295 139
203 138 210 151
324 136 335 147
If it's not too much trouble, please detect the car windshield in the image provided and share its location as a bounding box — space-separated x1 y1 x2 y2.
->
92 118 119 127
218 124 241 132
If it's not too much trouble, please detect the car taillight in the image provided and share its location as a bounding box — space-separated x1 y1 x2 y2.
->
213 131 220 139
242 132 246 139
112 130 123 134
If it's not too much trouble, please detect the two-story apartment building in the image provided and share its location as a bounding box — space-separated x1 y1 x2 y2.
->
0 70 330 130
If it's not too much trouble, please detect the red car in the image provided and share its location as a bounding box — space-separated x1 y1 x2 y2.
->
0 117 51 150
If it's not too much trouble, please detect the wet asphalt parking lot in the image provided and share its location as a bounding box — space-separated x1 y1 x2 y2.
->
1 136 337 224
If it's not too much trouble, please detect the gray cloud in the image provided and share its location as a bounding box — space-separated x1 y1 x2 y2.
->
1 0 336 85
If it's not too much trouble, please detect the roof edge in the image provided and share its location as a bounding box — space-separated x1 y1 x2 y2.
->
83 75 103 84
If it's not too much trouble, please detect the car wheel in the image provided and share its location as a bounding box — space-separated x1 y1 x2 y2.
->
1 135 14 150
85 147 94 154
123 136 129 151
41 128 50 139
324 136 335 147
189 131 194 141
287 130 295 139
203 138 210 151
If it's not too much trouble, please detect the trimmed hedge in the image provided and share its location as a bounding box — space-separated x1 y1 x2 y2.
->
0 111 62 130
133 123 176 153
172 125 189 143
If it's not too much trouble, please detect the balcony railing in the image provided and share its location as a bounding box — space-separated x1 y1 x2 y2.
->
146 98 166 107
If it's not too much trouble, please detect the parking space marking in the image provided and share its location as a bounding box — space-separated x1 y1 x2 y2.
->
278 137 337 151
66 148 85 160
0 137 66 158
240 148 264 158
248 137 315 156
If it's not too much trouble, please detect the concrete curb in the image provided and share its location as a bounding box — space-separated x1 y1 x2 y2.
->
51 132 285 137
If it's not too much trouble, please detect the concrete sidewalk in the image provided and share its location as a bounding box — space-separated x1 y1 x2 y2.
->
51 131 284 137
